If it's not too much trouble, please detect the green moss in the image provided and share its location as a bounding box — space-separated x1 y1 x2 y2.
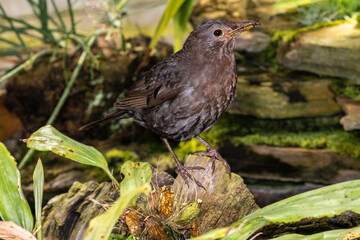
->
108 233 131 240
169 113 343 162
331 79 360 101
105 149 138 162
232 130 360 159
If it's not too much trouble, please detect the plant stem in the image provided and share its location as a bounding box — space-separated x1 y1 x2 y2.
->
0 49 49 84
51 0 66 32
105 169 121 189
67 0 76 34
19 34 100 168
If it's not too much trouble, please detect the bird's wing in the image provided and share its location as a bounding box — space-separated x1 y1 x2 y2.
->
115 64 183 110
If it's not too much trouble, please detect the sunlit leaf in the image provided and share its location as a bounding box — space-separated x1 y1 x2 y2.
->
25 125 120 188
271 225 360 240
194 180 360 240
173 0 195 52
83 184 151 240
119 161 152 205
149 0 187 50
0 142 33 231
33 159 44 240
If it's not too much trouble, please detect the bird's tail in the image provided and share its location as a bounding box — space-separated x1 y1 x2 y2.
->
79 111 130 131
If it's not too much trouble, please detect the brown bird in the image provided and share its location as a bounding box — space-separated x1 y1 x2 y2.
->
80 19 259 188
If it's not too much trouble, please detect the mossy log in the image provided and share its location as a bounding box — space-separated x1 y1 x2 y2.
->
172 155 259 234
41 155 258 239
277 22 360 81
221 143 360 185
42 181 119 240
228 73 340 118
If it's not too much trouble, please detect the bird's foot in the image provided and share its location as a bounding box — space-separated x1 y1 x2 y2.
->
195 149 231 178
175 163 206 190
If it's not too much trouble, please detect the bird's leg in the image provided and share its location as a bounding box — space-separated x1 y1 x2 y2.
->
161 138 205 189
195 136 231 178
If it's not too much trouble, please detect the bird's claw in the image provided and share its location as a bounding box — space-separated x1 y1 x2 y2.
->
195 149 231 179
175 164 206 190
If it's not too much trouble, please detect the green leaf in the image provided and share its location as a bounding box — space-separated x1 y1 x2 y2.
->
194 180 360 240
119 161 152 205
83 184 151 240
0 142 33 231
271 225 360 240
149 0 187 50
33 159 44 240
26 125 120 188
173 0 195 52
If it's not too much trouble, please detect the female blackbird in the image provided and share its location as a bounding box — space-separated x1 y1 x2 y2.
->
80 19 259 188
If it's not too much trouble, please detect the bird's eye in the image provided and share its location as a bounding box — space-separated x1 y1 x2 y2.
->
213 29 223 37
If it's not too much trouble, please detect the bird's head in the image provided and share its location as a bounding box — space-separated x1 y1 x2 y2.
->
183 19 260 55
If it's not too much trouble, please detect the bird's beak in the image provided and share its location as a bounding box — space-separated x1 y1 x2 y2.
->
226 20 260 38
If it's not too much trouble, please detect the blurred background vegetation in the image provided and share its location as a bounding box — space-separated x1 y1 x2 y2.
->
1 0 360 239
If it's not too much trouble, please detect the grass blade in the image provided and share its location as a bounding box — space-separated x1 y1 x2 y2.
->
25 125 120 188
0 142 33 231
39 0 49 42
271 226 360 240
67 0 76 34
149 0 187 50
33 159 44 240
50 0 66 31
173 0 195 52
83 184 151 240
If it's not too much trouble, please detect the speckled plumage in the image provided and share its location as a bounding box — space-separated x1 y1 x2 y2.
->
81 19 259 188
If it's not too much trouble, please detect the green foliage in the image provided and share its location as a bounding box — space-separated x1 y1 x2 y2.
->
274 0 360 26
0 142 33 231
119 161 152 205
84 183 151 240
194 180 360 240
331 79 360 101
271 226 360 240
26 125 120 188
33 159 44 240
173 0 195 52
150 0 194 51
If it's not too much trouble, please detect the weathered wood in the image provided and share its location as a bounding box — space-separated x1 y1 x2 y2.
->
277 22 360 81
42 181 119 240
337 96 360 131
228 73 340 118
172 155 259 234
